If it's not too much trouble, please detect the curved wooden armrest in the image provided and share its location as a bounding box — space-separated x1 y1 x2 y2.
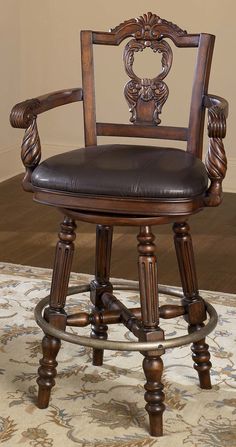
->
203 94 228 119
10 87 83 129
9 87 83 192
203 94 228 207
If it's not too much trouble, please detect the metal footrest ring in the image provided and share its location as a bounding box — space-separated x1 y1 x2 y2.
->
34 281 218 352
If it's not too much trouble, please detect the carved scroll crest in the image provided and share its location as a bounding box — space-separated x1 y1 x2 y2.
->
123 38 173 125
111 11 187 41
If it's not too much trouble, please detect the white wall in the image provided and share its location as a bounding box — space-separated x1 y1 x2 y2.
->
0 0 235 191
0 0 22 181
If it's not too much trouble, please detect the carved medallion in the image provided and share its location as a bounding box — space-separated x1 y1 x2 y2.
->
123 39 173 125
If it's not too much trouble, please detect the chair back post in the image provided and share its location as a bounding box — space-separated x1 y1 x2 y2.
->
187 33 215 158
81 30 97 147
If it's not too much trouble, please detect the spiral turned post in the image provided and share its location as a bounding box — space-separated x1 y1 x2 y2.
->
10 99 42 191
205 105 227 206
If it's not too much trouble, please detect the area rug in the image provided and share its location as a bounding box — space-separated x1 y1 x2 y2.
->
0 262 236 446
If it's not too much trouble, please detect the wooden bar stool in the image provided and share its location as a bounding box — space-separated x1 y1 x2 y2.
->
10 12 227 437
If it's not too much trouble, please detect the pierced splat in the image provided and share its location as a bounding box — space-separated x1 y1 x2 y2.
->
123 39 173 125
118 12 188 125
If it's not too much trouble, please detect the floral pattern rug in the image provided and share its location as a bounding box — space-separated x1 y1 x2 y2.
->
0 262 236 446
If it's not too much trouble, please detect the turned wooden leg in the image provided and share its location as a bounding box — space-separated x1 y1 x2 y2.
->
137 226 165 437
173 222 212 389
143 356 165 437
37 217 76 408
90 225 113 366
189 325 212 389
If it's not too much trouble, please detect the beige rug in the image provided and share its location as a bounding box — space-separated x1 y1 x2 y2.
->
0 262 236 446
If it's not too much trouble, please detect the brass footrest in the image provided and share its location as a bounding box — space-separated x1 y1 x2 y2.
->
34 281 218 353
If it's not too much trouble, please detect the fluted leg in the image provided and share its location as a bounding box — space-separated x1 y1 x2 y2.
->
137 226 165 437
173 222 212 389
37 217 76 408
90 225 113 366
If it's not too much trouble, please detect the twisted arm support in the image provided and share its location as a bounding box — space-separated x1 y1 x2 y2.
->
10 88 83 191
203 94 228 206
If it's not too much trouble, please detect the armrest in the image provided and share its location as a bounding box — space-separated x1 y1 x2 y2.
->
10 87 83 128
203 94 228 119
203 94 228 206
10 87 83 192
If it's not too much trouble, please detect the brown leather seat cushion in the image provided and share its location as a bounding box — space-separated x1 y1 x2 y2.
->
31 144 208 198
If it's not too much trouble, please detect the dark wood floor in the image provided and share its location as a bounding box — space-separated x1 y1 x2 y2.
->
0 174 235 293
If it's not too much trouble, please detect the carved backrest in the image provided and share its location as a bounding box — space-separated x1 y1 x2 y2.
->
81 12 215 158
